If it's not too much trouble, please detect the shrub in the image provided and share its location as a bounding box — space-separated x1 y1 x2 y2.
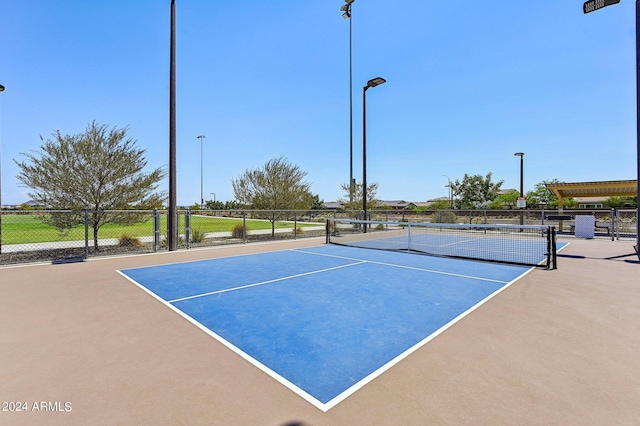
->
118 234 143 247
292 227 305 235
161 235 184 248
430 211 458 224
190 227 206 243
375 223 385 231
231 224 247 239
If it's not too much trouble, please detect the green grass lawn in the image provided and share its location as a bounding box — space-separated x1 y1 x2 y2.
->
1 213 323 245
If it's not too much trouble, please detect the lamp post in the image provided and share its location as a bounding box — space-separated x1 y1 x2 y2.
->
197 135 205 209
514 152 525 226
340 0 355 203
442 174 452 208
583 0 638 256
362 77 386 231
168 0 177 251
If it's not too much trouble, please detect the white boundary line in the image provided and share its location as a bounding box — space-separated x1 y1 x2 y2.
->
291 248 510 284
117 269 330 410
167 261 366 303
320 267 534 411
117 246 536 412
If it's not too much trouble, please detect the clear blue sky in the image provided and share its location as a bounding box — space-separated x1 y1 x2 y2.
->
0 0 636 206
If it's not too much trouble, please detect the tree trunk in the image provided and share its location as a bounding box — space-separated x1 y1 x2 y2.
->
93 226 100 251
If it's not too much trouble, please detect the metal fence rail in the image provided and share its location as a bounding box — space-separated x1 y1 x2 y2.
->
0 209 328 265
0 208 637 265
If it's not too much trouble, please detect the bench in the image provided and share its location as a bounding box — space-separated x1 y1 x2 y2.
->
545 215 574 221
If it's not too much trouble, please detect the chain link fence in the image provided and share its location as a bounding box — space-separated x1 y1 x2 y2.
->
0 209 329 265
0 208 637 265
354 208 637 241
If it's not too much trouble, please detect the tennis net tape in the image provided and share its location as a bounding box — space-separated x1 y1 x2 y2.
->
326 219 557 269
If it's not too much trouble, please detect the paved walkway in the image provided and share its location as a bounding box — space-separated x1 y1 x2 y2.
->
1 237 638 425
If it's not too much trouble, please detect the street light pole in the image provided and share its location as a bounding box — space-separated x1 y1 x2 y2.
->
514 152 525 226
442 174 452 208
362 77 386 232
197 135 205 209
168 0 177 251
341 0 355 203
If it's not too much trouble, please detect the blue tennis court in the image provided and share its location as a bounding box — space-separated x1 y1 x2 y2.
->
118 245 533 411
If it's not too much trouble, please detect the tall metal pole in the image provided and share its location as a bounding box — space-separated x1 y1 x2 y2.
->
443 175 452 208
197 135 205 209
362 85 368 224
341 1 355 203
519 156 524 199
362 77 386 232
348 3 354 204
168 0 177 251
515 152 525 226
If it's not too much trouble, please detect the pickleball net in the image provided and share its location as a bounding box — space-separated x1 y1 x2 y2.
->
326 218 557 269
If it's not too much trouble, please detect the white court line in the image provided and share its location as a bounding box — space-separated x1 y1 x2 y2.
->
117 248 531 412
320 267 535 411
167 260 367 303
291 248 511 284
117 269 331 411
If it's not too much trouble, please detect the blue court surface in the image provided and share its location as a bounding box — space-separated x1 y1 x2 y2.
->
118 245 534 411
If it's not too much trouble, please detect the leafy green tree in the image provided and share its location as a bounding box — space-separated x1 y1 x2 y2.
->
418 200 450 210
204 200 247 210
338 181 379 215
450 172 503 209
308 193 325 211
525 179 578 209
231 156 313 236
606 196 637 208
526 179 556 207
204 200 224 210
224 200 247 210
15 121 166 250
489 191 519 209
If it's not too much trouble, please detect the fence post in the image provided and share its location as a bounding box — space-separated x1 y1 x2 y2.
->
242 211 246 244
611 208 615 241
185 208 191 249
153 209 159 251
325 219 330 243
294 211 297 240
84 209 89 259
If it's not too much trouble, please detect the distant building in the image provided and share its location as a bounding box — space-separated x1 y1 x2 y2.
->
377 200 417 210
323 201 344 210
